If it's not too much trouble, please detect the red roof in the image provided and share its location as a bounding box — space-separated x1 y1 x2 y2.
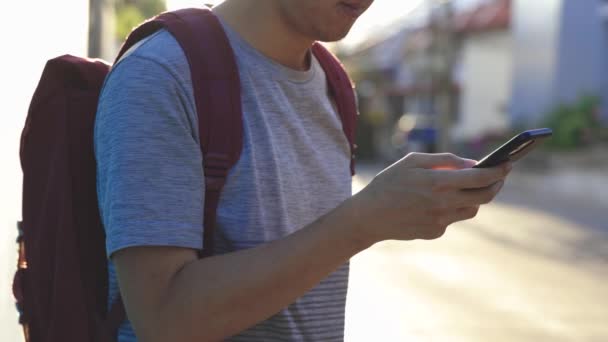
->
453 0 511 33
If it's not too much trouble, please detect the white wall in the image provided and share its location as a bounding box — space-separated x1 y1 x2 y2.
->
0 2 89 341
509 0 563 124
453 31 513 141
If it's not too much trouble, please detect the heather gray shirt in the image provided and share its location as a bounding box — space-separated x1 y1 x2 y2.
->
95 19 352 341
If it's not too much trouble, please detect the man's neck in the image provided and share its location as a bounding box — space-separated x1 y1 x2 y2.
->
213 0 314 71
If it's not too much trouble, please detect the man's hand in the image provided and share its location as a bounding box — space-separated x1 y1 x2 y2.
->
351 153 512 244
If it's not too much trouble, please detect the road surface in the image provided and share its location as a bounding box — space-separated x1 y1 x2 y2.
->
345 168 607 341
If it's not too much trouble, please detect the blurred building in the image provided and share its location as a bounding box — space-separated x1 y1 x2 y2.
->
343 0 510 159
342 0 608 160
511 0 608 125
342 25 420 160
452 0 511 142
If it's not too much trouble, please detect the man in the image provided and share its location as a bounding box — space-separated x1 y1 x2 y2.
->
94 0 511 341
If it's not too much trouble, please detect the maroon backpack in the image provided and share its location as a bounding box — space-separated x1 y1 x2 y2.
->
14 7 357 342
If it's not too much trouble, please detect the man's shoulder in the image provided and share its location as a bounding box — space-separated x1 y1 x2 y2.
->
113 29 191 84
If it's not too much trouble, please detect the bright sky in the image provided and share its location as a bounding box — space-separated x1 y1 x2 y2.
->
166 0 426 49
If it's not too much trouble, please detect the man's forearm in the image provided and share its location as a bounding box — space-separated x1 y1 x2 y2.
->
143 198 371 341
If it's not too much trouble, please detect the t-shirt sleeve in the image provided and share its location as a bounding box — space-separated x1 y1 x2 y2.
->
94 54 204 258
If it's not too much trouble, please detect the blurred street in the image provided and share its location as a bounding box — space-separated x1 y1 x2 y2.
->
345 166 607 342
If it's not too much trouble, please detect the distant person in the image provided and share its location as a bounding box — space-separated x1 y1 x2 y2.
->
95 0 511 340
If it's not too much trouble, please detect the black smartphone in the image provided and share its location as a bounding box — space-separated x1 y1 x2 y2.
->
473 128 553 168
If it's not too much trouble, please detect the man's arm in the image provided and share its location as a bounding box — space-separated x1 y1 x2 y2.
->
114 153 511 342
114 197 364 342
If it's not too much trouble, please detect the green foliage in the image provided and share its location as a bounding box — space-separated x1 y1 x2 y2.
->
542 95 602 149
115 0 166 41
134 0 166 17
115 4 145 41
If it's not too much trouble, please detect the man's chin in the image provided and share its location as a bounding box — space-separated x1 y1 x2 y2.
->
317 27 353 43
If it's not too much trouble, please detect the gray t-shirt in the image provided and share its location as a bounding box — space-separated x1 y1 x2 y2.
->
95 19 352 342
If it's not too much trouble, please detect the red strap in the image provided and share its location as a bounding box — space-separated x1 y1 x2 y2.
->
103 296 126 341
116 21 163 62
312 43 358 175
159 8 243 257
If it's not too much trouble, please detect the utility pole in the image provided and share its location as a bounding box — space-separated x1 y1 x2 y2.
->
429 0 456 152
88 0 116 59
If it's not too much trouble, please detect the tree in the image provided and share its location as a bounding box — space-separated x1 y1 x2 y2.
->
115 0 166 41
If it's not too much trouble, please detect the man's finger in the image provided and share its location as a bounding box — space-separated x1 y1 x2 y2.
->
407 152 477 170
450 181 504 207
430 165 509 190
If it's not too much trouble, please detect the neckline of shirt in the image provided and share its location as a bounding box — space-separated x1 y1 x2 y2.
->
217 16 318 84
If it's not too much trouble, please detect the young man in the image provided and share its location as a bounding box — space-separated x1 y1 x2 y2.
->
94 0 511 340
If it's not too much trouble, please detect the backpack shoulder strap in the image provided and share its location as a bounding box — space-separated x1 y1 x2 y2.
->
116 7 242 256
311 43 358 176
158 8 242 257
106 8 242 337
